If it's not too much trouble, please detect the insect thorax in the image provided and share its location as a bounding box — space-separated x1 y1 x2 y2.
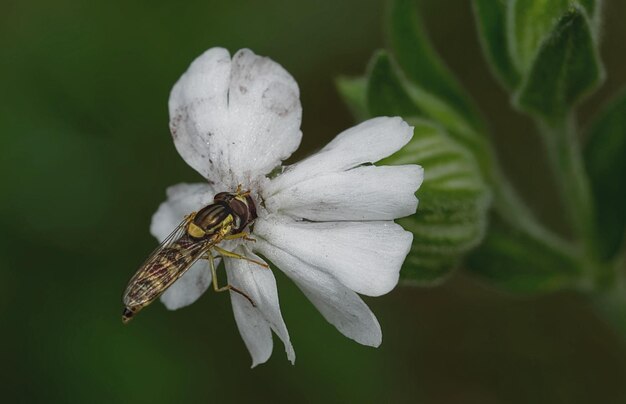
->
191 191 257 238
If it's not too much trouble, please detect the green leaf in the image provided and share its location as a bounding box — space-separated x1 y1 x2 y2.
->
515 7 603 120
366 51 494 178
388 0 484 131
335 75 369 122
382 119 491 284
509 0 571 73
579 0 600 21
585 90 626 260
472 0 520 89
508 0 598 73
366 51 422 118
467 218 582 293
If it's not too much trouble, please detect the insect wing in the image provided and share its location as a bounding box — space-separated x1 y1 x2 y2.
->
123 218 213 308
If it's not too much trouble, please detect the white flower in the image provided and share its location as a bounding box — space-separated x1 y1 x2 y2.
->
150 48 423 367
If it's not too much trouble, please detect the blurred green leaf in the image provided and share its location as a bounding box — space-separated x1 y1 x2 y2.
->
580 0 602 32
366 51 493 177
467 218 582 293
388 0 484 131
508 0 598 73
366 51 422 117
382 119 491 284
335 75 369 122
585 90 626 260
473 0 520 89
508 0 569 72
579 0 600 19
515 7 603 120
591 283 626 337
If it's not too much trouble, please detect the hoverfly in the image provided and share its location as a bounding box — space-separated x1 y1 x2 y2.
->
122 186 265 324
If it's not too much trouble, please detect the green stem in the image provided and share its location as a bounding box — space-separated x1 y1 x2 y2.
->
473 133 578 260
537 114 604 284
490 166 576 256
465 133 589 288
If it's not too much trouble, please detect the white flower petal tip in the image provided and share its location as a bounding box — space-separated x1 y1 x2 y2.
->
255 240 383 347
225 250 295 366
265 164 424 221
254 218 412 297
265 116 414 195
168 47 302 187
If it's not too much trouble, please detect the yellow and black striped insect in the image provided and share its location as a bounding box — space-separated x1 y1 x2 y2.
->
122 187 264 324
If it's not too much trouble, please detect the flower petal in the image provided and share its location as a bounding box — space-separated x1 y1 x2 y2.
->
265 117 413 195
255 240 382 347
227 273 272 367
169 47 302 188
225 250 295 366
254 217 412 296
265 164 423 221
150 182 216 310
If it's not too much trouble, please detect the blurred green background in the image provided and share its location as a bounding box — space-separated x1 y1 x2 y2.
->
2 0 626 402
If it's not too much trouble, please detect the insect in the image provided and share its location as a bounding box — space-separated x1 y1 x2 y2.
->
122 186 265 324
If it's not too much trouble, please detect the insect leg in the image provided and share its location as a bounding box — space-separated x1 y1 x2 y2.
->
235 183 251 197
223 231 256 242
207 250 256 307
213 245 269 269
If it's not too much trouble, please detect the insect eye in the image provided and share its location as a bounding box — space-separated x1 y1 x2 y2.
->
213 192 231 202
122 307 134 319
245 194 257 221
229 198 249 220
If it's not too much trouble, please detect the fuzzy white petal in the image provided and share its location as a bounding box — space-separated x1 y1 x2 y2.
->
150 183 216 310
254 217 412 296
227 269 273 367
265 164 423 221
169 47 302 188
225 250 295 366
254 240 382 346
265 117 413 195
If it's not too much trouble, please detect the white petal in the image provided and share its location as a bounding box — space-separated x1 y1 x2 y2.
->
227 273 273 368
254 240 382 347
254 217 412 296
150 182 215 242
169 47 302 188
265 117 413 195
265 164 423 221
160 259 216 310
225 250 295 366
150 183 215 310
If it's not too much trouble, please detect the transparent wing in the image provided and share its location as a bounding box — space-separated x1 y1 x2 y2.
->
123 216 216 307
142 217 192 264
